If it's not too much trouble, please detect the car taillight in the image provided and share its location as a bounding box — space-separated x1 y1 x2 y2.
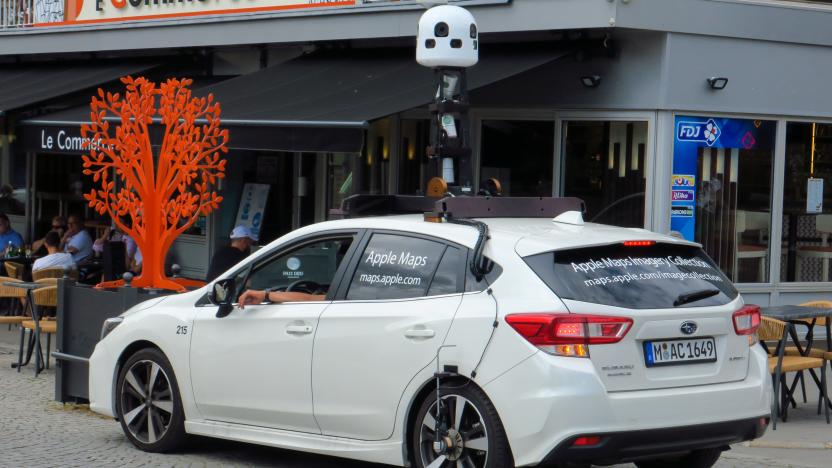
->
505 314 633 358
623 240 656 247
733 305 761 346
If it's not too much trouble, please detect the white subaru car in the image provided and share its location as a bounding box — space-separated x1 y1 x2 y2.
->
88 197 770 468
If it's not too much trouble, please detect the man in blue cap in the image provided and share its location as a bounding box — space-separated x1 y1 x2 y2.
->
206 225 257 282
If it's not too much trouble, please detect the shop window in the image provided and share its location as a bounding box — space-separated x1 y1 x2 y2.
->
359 119 392 196
399 120 431 195
561 121 647 228
782 122 832 282
327 153 361 217
481 120 554 197
670 116 776 283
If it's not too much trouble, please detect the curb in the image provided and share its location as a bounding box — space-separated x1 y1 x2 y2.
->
743 440 832 450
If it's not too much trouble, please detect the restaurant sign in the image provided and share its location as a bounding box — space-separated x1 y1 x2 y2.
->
44 0 355 26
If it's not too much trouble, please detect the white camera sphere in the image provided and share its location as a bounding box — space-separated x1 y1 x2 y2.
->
416 5 479 69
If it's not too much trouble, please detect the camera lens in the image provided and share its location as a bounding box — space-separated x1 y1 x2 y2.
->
434 22 449 38
425 39 436 49
470 24 477 38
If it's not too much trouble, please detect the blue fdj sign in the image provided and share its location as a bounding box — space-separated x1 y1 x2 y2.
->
676 119 721 147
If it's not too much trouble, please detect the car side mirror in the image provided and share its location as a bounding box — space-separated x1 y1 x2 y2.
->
209 279 236 318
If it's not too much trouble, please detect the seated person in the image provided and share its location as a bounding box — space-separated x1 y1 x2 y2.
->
32 231 75 273
32 215 66 254
61 214 93 263
0 212 23 251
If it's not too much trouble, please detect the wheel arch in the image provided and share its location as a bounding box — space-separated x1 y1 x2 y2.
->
110 339 164 419
402 375 506 467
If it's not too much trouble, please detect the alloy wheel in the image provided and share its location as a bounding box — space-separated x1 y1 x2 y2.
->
419 394 490 468
119 359 175 444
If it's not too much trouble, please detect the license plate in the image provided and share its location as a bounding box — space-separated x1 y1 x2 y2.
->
643 337 717 367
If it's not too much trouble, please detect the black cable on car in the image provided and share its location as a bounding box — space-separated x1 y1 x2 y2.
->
446 217 493 281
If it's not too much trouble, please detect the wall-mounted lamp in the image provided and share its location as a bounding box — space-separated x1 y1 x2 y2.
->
707 77 728 90
580 75 602 88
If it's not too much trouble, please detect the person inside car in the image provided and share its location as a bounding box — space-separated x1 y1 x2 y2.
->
236 288 325 308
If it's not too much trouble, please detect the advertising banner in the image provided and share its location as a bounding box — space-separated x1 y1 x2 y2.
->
51 0 355 25
671 116 776 241
235 183 270 241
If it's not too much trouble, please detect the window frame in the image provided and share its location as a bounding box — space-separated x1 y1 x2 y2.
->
199 229 366 306
332 229 468 302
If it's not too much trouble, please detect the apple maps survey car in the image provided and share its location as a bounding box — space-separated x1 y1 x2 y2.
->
89 196 769 468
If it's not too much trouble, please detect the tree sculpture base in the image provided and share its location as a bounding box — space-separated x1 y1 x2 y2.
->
96 276 206 292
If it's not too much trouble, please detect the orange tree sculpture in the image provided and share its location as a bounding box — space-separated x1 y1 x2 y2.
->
81 76 229 291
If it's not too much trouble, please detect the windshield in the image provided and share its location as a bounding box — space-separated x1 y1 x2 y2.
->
524 242 738 309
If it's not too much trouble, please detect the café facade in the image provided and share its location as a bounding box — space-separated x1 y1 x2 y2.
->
2 0 832 305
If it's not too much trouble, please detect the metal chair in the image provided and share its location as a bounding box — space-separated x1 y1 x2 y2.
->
0 276 26 330
759 316 829 427
19 285 58 371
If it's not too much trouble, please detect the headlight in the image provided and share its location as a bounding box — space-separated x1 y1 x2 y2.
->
101 317 124 340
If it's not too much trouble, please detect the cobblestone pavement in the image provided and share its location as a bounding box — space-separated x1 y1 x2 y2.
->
0 332 820 468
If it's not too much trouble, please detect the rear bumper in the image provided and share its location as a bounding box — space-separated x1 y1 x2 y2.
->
540 416 769 466
484 345 771 467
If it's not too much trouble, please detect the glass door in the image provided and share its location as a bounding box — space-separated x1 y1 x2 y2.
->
558 116 652 229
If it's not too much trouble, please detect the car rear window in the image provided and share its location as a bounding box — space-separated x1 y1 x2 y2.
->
524 242 738 309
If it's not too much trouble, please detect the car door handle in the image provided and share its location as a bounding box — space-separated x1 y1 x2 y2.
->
286 325 314 335
405 329 435 339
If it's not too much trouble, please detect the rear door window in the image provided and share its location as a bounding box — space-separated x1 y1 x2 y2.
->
524 242 738 309
347 233 446 300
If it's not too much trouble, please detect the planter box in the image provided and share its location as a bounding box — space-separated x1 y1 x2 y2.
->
54 280 177 403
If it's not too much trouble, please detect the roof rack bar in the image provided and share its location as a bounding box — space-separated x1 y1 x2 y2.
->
334 194 586 220
434 196 586 219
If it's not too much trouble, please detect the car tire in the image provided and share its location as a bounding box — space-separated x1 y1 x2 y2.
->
412 383 513 468
116 347 187 453
635 447 723 468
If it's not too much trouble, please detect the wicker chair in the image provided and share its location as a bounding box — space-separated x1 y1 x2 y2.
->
0 276 27 329
759 316 829 426
782 301 832 403
20 285 58 371
4 261 23 280
32 267 77 282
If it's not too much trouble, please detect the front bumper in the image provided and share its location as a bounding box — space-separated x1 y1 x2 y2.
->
88 340 116 418
540 416 768 466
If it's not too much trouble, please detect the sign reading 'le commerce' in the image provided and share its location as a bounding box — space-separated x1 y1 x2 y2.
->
61 0 355 25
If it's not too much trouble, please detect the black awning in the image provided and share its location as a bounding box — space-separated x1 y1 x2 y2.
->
203 49 571 123
0 61 156 116
20 49 570 154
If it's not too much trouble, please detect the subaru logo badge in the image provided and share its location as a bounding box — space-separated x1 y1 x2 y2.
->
680 321 698 335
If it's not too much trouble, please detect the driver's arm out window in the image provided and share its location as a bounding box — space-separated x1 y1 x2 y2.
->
244 237 353 298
